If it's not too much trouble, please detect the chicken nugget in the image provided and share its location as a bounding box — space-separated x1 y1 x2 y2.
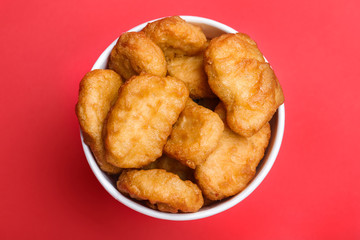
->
117 169 204 213
142 16 207 58
108 32 167 80
204 33 284 137
164 99 224 169
75 69 122 174
167 54 214 99
146 202 180 213
143 155 195 182
104 74 189 168
195 103 271 200
205 33 265 64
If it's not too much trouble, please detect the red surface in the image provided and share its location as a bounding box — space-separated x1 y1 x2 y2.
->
1 0 359 239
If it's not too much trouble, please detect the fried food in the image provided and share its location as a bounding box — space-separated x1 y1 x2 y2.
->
75 69 123 174
205 33 265 64
76 17 282 213
167 54 214 99
143 155 195 182
104 74 189 168
108 32 167 80
142 16 207 58
117 169 204 213
164 99 224 169
195 103 271 200
204 33 284 137
197 98 220 111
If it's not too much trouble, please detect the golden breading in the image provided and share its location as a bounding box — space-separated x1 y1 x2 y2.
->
142 16 207 58
146 202 180 213
108 32 167 80
197 98 220 111
75 69 122 174
205 33 265 64
167 54 214 99
117 169 204 213
143 155 195 182
104 74 189 168
164 99 224 169
204 33 284 137
195 103 271 200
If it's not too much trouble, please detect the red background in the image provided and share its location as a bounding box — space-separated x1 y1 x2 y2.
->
1 0 359 239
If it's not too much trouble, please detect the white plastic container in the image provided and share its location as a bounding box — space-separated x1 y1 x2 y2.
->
80 16 285 221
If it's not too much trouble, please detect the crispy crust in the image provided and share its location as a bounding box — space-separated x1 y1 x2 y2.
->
205 33 265 64
108 32 167 80
104 74 189 168
117 169 204 213
204 33 284 137
164 99 224 169
142 16 207 58
167 54 215 99
195 103 271 200
75 69 122 174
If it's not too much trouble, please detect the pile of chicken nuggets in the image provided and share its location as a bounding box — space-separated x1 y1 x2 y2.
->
76 16 284 213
